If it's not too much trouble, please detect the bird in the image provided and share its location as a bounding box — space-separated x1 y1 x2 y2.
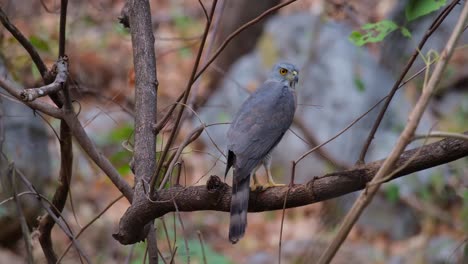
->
224 62 299 243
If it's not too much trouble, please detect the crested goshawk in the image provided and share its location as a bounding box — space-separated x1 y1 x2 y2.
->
225 62 299 243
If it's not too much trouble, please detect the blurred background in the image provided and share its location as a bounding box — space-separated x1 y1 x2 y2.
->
0 0 467 263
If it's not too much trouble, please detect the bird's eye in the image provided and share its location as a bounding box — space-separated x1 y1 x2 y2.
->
279 68 288 75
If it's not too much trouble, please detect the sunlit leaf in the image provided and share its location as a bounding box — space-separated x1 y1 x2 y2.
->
405 0 447 22
349 20 398 46
401 27 412 38
29 35 50 52
353 76 365 92
385 184 400 204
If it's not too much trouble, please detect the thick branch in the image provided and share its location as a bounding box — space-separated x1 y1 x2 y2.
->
20 56 69 102
113 133 468 245
127 1 158 262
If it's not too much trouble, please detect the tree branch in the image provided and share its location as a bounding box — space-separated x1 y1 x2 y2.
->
127 0 159 262
113 132 468 245
20 56 69 102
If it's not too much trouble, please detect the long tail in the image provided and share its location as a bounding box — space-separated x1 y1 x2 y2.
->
229 169 250 244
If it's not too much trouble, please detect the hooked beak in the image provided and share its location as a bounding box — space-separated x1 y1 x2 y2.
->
288 70 299 87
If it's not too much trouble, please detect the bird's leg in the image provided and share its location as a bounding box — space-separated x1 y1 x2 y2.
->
251 172 263 191
264 163 285 188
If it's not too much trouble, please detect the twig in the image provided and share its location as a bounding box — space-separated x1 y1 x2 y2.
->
158 125 204 190
9 164 34 264
356 0 461 164
113 132 468 244
413 131 468 141
318 3 468 262
197 231 207 264
279 161 297 264
20 56 69 102
168 246 178 264
161 217 173 253
157 248 169 264
174 200 190 264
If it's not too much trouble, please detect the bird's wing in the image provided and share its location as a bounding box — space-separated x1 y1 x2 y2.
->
227 80 296 176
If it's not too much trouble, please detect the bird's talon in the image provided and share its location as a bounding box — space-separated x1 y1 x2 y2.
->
250 184 264 191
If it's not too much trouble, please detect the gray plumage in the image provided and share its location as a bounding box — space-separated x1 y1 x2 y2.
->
225 62 299 243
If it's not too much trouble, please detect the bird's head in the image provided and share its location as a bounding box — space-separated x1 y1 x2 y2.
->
269 62 299 88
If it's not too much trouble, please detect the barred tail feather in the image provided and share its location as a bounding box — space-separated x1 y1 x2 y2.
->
229 171 250 244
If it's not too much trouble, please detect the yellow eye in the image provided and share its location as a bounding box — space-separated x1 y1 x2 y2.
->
279 68 288 75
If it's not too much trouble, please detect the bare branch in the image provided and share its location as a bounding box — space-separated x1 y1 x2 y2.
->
113 133 468 244
20 56 69 102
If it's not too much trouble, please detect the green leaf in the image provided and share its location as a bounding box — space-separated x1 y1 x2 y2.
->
108 124 133 142
348 20 398 46
400 27 412 38
29 35 50 52
353 76 365 92
405 0 447 22
385 184 400 204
